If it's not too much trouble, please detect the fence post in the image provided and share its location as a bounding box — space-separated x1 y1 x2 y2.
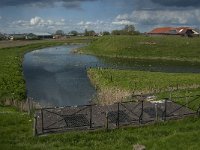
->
197 104 200 117
105 111 109 131
117 103 120 128
27 98 31 115
41 108 44 134
33 114 37 136
139 101 144 124
20 101 23 112
163 98 168 121
90 105 93 129
169 88 172 101
155 103 158 122
185 95 188 108
31 99 34 114
110 75 113 82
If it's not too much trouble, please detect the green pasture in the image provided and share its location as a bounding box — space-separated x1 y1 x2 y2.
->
81 35 200 62
1 106 200 150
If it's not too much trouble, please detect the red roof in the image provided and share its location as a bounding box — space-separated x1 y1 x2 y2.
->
149 27 173 34
148 27 192 35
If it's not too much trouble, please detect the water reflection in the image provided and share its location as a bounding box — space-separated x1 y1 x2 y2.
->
23 45 100 107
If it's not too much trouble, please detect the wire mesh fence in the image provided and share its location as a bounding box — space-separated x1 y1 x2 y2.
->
34 94 200 136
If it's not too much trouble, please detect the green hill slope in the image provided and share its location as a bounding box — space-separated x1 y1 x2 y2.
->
81 35 200 62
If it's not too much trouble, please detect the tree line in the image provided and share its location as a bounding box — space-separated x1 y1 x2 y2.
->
55 25 140 36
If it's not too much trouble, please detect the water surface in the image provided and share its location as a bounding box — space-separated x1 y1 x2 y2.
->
23 45 102 106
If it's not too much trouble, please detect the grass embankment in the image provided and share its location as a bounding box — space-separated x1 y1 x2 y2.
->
0 37 96 49
81 35 200 62
1 105 200 150
88 69 200 105
0 38 92 102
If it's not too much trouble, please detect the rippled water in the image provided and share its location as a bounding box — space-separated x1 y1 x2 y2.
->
23 45 200 106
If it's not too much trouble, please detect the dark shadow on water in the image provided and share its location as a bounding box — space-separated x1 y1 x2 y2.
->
98 57 200 73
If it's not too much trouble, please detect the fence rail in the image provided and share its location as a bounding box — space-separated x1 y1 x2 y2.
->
34 94 200 136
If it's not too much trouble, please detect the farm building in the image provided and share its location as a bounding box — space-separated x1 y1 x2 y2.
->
25 33 39 40
32 33 53 39
9 34 25 40
0 33 6 40
148 27 200 37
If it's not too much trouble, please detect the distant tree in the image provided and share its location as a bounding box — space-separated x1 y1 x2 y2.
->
55 30 65 35
112 25 140 35
69 30 78 36
88 30 96 36
84 29 96 36
0 33 5 40
111 30 121 35
84 29 89 36
124 25 135 33
103 31 110 35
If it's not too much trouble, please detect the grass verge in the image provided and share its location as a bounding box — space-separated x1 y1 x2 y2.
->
88 68 200 105
1 105 200 150
81 35 200 63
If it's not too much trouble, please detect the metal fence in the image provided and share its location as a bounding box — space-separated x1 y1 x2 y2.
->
34 94 200 136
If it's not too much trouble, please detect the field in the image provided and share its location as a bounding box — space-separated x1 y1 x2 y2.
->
1 105 200 150
88 69 200 105
1 36 200 149
80 35 200 106
81 35 200 62
0 37 95 49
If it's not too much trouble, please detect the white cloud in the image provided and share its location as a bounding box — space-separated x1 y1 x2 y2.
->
61 18 65 22
112 13 135 25
30 16 44 26
116 14 129 21
29 17 66 27
111 9 200 32
9 16 69 33
112 20 135 25
77 20 105 30
77 21 84 25
114 9 200 27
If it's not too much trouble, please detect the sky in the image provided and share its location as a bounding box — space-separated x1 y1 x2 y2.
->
0 0 200 33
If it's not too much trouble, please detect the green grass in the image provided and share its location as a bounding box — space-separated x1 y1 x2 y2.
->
88 69 200 93
81 35 200 62
1 36 200 149
88 68 200 106
157 89 200 110
1 105 200 150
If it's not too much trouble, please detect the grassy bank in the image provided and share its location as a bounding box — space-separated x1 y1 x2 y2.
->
0 38 92 102
88 69 200 104
0 42 64 101
81 35 200 63
1 105 200 150
0 37 96 49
